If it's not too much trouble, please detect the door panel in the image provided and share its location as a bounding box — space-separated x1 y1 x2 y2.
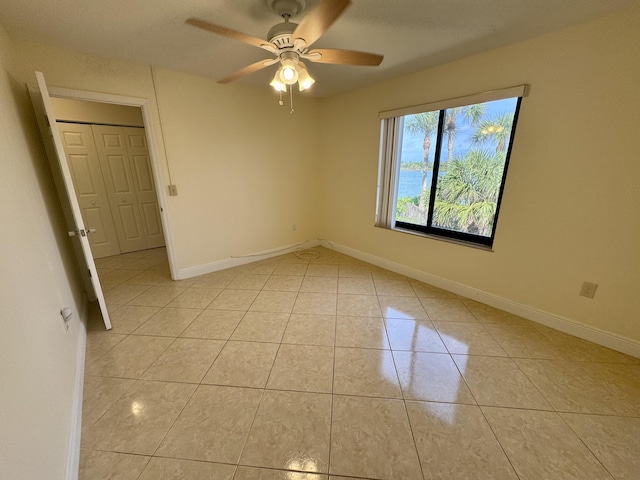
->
132 155 154 192
58 123 120 258
141 202 163 236
101 132 123 148
93 125 148 253
67 153 96 195
83 207 112 246
29 72 112 330
107 154 133 193
117 204 143 240
124 127 165 248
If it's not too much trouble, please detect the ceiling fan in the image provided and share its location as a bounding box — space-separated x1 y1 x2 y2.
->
185 0 383 93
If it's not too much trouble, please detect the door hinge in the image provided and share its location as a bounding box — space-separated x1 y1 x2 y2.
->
87 269 92 278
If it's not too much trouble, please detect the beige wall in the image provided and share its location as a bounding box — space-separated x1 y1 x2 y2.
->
152 68 321 267
10 41 322 271
51 97 144 126
319 6 640 342
0 26 86 479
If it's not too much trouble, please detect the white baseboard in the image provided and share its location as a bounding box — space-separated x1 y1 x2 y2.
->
65 295 89 480
331 242 640 359
175 239 320 280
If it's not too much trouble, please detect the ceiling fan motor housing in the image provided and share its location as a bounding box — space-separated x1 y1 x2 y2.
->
267 0 306 18
267 21 298 48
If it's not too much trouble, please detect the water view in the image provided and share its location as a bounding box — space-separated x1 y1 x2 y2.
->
394 97 520 237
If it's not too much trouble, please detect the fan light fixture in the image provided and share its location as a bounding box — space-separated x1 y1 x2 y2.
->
297 61 315 91
271 55 315 93
270 71 287 92
279 59 299 84
270 59 315 112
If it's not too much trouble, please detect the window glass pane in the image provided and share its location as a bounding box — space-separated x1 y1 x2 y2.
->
432 98 518 237
394 111 439 227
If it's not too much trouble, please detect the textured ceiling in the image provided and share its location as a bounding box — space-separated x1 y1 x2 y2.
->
0 0 636 97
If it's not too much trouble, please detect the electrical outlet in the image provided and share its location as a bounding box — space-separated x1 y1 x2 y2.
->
580 281 598 298
168 184 178 196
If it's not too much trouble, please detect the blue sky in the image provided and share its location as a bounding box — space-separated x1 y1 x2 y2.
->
399 97 518 165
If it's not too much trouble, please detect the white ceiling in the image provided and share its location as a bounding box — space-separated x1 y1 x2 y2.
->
0 0 636 97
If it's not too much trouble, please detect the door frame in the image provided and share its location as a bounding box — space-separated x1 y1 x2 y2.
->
45 85 178 280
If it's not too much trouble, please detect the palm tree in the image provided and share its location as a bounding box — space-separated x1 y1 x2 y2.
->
404 111 439 208
471 113 514 153
433 149 504 236
444 104 485 161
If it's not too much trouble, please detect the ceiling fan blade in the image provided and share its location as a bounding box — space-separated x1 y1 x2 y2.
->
306 48 383 66
292 0 351 48
186 18 275 53
218 59 273 84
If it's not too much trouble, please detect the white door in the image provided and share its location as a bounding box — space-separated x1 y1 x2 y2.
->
58 123 121 259
29 72 112 330
123 127 166 249
92 125 148 253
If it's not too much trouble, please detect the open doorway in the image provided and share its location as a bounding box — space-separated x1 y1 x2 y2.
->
42 83 177 328
53 100 166 258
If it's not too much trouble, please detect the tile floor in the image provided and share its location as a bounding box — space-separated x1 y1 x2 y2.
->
80 247 640 480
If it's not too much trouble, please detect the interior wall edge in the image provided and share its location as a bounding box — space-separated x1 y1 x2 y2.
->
331 241 640 359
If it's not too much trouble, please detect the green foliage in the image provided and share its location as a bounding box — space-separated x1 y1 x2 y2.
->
471 112 514 153
433 149 506 236
396 195 419 213
405 111 439 141
395 196 421 223
400 161 423 171
444 104 485 161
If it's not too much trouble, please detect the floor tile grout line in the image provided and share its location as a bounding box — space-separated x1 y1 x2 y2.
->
229 387 266 469
89 373 604 412
233 261 296 469
556 412 619 480
196 300 253 387
383 312 426 480
327 304 339 475
79 377 140 451
476 405 524 480
450 349 480 407
134 334 181 381
148 378 201 459
508 355 560 414
260 314 291 391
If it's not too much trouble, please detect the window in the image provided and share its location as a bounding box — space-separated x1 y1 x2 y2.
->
376 85 525 248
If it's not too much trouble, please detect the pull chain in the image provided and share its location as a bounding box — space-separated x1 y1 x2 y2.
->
289 85 294 114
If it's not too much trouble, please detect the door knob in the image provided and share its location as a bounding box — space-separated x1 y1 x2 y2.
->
68 228 95 237
91 200 96 206
121 198 126 203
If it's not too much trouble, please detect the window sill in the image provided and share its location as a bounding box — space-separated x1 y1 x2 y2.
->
378 224 494 252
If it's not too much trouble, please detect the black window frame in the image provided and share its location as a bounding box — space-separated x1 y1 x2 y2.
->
376 86 526 248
